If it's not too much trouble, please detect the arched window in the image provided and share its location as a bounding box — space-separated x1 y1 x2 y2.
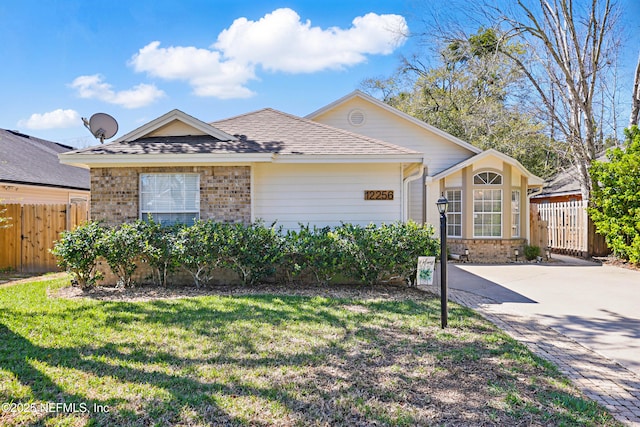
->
473 171 503 237
473 171 502 185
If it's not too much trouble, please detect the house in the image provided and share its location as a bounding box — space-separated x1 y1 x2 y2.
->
530 167 582 205
0 129 90 204
59 91 544 262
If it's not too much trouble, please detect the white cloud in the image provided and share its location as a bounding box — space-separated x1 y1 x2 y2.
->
69 74 165 108
18 109 80 130
130 42 255 99
215 9 408 73
129 8 408 98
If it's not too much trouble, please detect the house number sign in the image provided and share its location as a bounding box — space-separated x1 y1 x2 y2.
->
364 190 394 200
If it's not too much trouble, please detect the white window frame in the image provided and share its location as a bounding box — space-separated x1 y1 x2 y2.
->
473 171 503 238
511 189 520 238
445 189 462 238
474 171 503 185
139 173 200 225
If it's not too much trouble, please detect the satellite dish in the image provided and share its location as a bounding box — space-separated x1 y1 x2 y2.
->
82 113 118 143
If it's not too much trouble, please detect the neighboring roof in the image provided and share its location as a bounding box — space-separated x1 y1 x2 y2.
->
0 129 89 190
532 153 607 199
431 149 545 186
212 108 423 162
532 167 581 198
305 90 482 155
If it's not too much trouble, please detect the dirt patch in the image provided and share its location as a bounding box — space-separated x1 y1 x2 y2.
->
594 255 640 271
0 272 67 287
51 282 430 302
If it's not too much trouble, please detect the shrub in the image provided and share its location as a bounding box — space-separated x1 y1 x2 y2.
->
99 222 145 288
51 221 105 289
589 126 640 265
282 225 343 285
223 221 284 286
523 245 541 261
334 221 438 285
53 220 440 288
136 219 180 287
174 220 228 287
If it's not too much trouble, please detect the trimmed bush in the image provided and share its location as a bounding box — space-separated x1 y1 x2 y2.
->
223 221 284 286
53 220 439 287
174 220 228 287
51 221 105 289
136 219 180 287
99 222 145 288
282 225 344 285
334 221 438 285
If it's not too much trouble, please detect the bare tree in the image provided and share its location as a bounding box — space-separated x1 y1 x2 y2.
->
630 52 640 127
494 0 621 198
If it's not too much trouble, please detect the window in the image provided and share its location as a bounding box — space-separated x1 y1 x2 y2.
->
446 189 462 237
474 171 502 185
473 189 502 237
511 190 520 238
140 173 200 226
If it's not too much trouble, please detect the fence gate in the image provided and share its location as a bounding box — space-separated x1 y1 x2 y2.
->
536 200 589 256
0 203 89 273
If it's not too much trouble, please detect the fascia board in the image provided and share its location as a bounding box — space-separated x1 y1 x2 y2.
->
58 153 273 168
271 154 424 163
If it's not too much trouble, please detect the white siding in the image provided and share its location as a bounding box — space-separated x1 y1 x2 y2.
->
253 163 402 230
312 97 476 174
407 178 424 223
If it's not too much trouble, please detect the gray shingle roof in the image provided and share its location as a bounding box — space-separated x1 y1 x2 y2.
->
0 129 89 190
212 108 420 156
69 135 273 155
65 108 421 160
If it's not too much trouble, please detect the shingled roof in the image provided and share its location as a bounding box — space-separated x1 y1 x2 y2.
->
60 108 422 167
212 108 420 157
0 129 89 190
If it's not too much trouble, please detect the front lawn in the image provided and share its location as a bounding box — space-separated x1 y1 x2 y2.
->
0 276 620 426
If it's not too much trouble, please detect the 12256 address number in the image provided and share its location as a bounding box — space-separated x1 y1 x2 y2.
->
364 190 394 200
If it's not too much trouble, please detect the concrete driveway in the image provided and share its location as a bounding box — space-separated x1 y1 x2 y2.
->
449 255 640 376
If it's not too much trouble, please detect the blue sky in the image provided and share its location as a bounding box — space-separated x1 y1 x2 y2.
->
1 0 639 147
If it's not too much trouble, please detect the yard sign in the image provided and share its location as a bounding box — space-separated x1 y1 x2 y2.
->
417 256 436 285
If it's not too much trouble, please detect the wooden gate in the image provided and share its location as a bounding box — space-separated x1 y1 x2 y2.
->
537 200 588 256
0 203 89 273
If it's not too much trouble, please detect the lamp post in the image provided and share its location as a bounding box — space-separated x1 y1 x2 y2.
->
436 194 449 329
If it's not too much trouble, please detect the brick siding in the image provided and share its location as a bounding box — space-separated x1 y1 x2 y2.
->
90 166 251 227
448 238 527 263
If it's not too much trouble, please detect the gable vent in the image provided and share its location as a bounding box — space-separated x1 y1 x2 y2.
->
348 109 366 126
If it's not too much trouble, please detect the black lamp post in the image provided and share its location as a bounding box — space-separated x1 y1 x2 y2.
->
436 194 449 329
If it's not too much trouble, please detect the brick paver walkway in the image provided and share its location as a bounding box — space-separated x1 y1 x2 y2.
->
420 284 640 426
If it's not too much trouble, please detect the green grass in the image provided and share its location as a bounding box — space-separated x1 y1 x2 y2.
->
0 276 621 426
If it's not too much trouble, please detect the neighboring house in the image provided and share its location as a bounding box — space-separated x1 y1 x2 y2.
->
530 167 582 204
0 129 90 204
530 163 609 257
59 91 544 262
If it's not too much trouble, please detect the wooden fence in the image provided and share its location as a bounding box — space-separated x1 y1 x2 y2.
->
536 200 588 256
0 203 89 273
529 205 549 250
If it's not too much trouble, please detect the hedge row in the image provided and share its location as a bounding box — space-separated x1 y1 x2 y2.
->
52 220 439 289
